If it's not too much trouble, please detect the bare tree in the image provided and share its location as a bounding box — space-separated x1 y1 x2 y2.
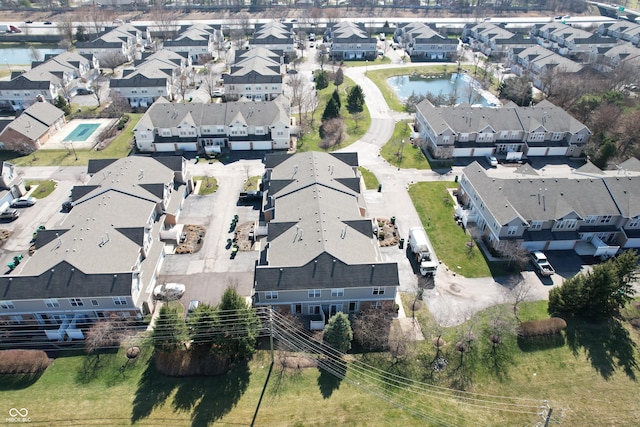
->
104 91 132 116
287 71 308 119
616 109 640 158
352 308 394 352
319 118 346 149
496 240 529 271
84 3 110 37
99 52 127 75
200 65 220 102
302 89 319 129
88 76 108 107
85 316 127 360
57 15 75 44
509 278 533 323
150 3 179 42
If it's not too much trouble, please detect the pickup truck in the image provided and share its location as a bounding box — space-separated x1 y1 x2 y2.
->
530 251 555 276
239 190 262 201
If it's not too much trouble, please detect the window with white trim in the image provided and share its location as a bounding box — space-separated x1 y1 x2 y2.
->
113 297 127 305
45 299 60 308
585 215 597 224
371 301 382 309
530 221 543 230
265 291 278 300
308 289 321 298
507 226 518 236
372 287 385 295
599 215 612 224
0 300 15 310
628 217 640 228
69 298 84 307
91 299 99 306
331 288 344 297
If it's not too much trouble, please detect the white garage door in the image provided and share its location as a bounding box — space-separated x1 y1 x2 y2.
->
547 147 568 156
546 240 575 250
230 141 251 150
453 148 473 157
175 143 198 152
527 147 547 156
252 140 273 150
473 148 494 157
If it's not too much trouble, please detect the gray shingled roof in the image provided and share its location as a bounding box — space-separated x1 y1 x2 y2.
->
462 161 621 225
603 176 640 218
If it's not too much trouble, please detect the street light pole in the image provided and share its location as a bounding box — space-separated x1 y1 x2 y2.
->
398 139 405 170
71 142 77 161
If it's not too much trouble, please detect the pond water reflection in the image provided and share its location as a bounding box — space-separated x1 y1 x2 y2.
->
387 73 494 106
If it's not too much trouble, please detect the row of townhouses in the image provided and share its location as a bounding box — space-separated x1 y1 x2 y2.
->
76 23 152 63
0 100 66 153
393 22 459 61
415 99 591 161
224 48 285 102
253 152 400 329
133 96 292 153
457 158 640 256
0 51 99 111
163 23 225 63
0 156 192 338
110 50 193 108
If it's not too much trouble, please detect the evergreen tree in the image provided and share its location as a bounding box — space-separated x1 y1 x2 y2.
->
151 305 186 351
54 95 71 116
331 89 341 111
346 85 365 113
188 303 217 348
334 67 344 87
315 70 328 90
212 288 260 361
323 312 353 353
322 97 340 121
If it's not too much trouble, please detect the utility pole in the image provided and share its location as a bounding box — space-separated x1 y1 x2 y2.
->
268 306 274 364
544 408 553 427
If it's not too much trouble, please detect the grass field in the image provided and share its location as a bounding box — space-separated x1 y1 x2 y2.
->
24 180 57 199
296 76 370 152
193 176 218 195
380 120 430 169
2 299 638 426
2 114 141 167
408 181 491 278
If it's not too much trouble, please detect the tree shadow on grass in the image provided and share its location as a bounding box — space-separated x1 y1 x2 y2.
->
172 360 250 427
0 372 44 391
131 356 251 427
564 317 639 381
74 349 119 385
317 358 346 399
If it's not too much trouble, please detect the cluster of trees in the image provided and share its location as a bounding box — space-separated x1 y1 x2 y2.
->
151 288 261 362
548 250 638 319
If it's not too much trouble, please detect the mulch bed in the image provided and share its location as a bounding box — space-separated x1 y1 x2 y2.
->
375 218 400 247
234 222 255 251
174 225 206 254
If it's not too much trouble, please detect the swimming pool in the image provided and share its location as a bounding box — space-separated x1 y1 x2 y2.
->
63 123 100 142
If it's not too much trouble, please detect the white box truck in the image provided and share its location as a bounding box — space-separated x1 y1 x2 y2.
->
408 227 438 276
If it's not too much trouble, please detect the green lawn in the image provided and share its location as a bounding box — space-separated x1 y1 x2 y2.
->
341 55 391 67
3 114 141 167
24 180 57 198
243 175 261 191
396 296 640 427
358 166 379 190
193 176 218 195
380 120 430 169
296 76 370 152
408 181 491 278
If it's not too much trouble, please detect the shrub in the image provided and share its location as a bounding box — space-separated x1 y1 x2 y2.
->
517 318 567 337
0 350 51 374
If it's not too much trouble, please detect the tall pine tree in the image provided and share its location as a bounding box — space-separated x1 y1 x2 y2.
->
322 97 341 121
346 85 365 113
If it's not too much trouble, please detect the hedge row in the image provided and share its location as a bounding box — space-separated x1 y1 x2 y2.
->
0 349 51 374
518 318 567 337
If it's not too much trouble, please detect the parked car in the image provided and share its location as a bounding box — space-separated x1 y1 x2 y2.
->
485 154 498 167
377 50 384 56
112 19 123 24
43 21 52 25
76 88 94 95
530 251 555 276
10 197 37 208
61 200 73 212
25 20 33 24
0 208 19 221
153 283 186 300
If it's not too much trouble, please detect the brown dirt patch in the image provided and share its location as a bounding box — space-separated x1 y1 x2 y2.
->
233 221 255 251
0 229 10 247
375 218 400 247
277 354 318 369
154 347 231 376
174 224 206 254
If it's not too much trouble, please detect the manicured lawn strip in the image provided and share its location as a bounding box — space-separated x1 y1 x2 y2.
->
342 55 391 67
297 76 370 152
358 166 379 190
243 175 261 191
380 120 430 169
193 176 218 195
6 113 141 166
24 180 57 198
408 181 491 278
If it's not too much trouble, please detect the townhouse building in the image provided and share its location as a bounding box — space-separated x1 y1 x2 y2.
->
507 45 584 89
253 152 400 330
250 22 296 57
224 48 284 102
598 20 640 46
325 22 377 61
393 22 459 61
133 96 291 153
415 99 591 161
456 158 640 255
0 156 192 340
0 100 66 153
531 22 617 56
462 22 535 58
76 23 151 62
162 23 224 63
